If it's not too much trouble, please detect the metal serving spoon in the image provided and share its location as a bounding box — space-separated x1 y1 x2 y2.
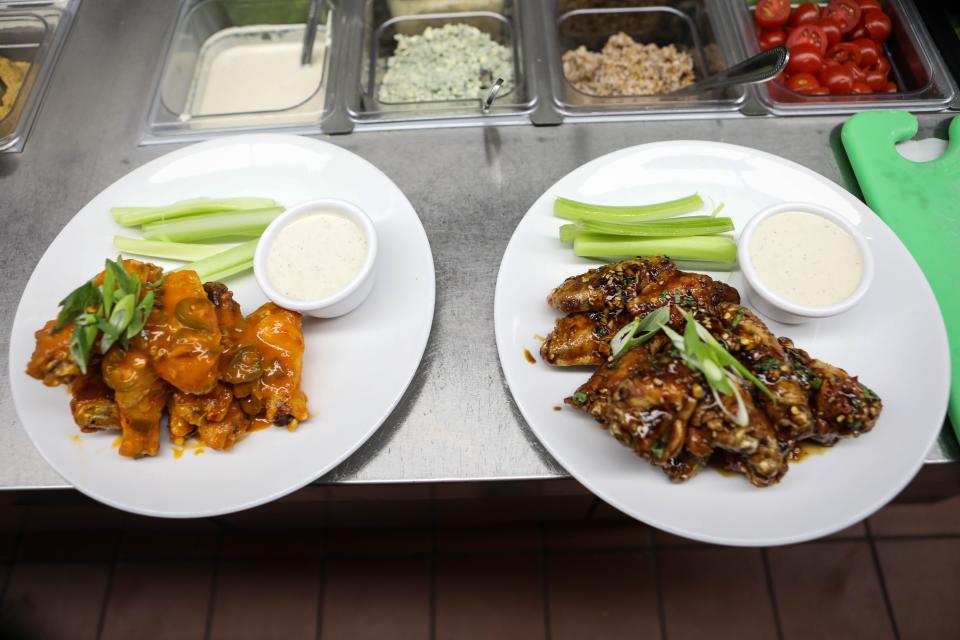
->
674 45 789 95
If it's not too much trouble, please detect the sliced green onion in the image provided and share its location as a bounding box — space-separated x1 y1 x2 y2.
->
141 207 282 242
179 239 258 282
573 233 737 265
554 194 704 224
610 306 671 358
114 236 233 262
112 197 279 227
574 216 734 238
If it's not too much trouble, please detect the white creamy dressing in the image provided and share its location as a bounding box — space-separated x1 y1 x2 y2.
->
195 41 326 115
749 212 863 307
266 214 368 301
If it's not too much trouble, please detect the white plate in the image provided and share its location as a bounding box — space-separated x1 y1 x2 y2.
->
9 134 435 518
495 141 949 546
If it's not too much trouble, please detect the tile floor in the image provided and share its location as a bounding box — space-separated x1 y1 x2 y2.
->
0 482 958 640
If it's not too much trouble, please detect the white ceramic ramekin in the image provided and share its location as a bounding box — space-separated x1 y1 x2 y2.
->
254 198 378 318
737 201 873 325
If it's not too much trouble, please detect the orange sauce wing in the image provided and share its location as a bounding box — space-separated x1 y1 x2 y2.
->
144 270 222 394
102 338 170 458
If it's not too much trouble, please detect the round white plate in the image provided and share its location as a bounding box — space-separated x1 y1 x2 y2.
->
9 134 435 518
495 141 949 546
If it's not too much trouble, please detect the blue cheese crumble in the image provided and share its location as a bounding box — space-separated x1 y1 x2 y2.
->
378 23 513 103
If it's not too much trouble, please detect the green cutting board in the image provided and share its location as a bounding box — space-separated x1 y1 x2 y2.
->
841 110 959 437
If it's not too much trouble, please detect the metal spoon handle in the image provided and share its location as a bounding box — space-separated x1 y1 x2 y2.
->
678 45 789 94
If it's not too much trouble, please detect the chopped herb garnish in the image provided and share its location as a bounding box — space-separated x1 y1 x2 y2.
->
730 309 744 329
54 257 158 374
572 391 588 405
672 291 698 307
754 357 779 372
609 306 671 359
859 383 879 402
650 440 666 460
810 377 823 391
848 421 864 431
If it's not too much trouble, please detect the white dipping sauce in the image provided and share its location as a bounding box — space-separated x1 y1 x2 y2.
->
195 41 326 115
266 214 368 301
748 211 863 307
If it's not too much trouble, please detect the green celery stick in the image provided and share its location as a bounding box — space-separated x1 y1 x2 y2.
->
141 207 282 242
554 194 704 223
573 233 737 265
112 197 278 227
179 240 259 282
114 236 231 261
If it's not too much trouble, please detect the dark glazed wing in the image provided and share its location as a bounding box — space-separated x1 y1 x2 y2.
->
547 256 677 312
626 272 740 319
102 340 171 458
540 310 631 366
779 338 882 445
710 303 814 442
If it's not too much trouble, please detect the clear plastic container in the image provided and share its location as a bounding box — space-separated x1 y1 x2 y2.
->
727 0 956 115
145 0 335 141
351 0 534 123
0 1 77 153
548 1 745 117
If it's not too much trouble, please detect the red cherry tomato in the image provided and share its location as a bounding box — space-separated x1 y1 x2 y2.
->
787 24 829 55
848 22 869 40
824 0 862 34
864 68 888 91
850 81 872 93
760 30 787 51
871 55 891 76
827 42 862 66
755 0 791 30
786 43 824 75
857 0 882 11
885 81 897 93
810 86 831 95
863 9 892 42
787 72 821 94
852 37 880 67
819 64 855 93
817 18 843 46
844 62 866 82
790 3 821 27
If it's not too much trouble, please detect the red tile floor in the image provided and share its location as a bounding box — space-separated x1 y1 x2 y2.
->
1 474 959 640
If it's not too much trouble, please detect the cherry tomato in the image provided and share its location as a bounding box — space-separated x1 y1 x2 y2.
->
787 24 829 55
787 43 824 75
863 9 892 42
845 61 866 82
809 86 831 95
817 18 843 46
871 55 891 76
885 81 897 93
824 0 862 34
857 0 882 11
864 68 888 91
819 64 854 93
760 29 787 51
848 22 869 40
850 81 872 93
787 72 821 94
852 37 880 67
827 42 862 66
755 0 791 30
790 3 821 27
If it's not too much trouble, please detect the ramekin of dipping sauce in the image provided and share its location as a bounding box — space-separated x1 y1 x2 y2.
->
254 198 377 318
737 202 873 324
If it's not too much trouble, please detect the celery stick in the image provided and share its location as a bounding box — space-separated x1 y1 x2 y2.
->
112 197 279 227
114 236 231 261
179 240 258 282
576 216 734 238
554 194 703 224
141 207 282 242
573 233 737 265
559 223 579 244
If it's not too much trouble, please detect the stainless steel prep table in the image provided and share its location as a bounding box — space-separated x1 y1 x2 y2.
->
0 0 956 491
